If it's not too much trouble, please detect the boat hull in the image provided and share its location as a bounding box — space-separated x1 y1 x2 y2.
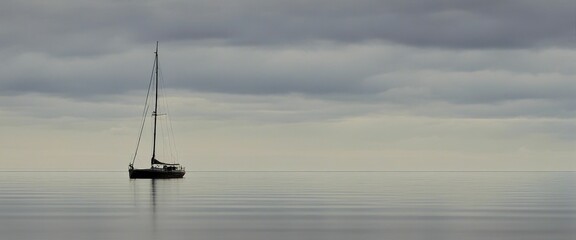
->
129 168 185 179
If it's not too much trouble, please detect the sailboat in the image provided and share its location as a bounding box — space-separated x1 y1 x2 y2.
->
129 42 185 179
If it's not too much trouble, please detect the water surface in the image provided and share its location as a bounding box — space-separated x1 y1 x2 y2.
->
1 171 575 240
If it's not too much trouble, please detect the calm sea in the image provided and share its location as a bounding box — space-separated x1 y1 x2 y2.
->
0 171 575 240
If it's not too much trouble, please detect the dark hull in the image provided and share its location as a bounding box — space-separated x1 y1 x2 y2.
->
129 168 185 179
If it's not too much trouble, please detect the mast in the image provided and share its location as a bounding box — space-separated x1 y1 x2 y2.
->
152 41 159 166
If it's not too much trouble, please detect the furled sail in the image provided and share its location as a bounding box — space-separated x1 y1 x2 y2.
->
152 158 180 166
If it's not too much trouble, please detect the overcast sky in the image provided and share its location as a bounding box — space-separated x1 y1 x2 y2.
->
1 0 575 170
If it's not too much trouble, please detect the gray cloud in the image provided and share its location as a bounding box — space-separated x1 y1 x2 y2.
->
2 43 576 122
1 0 575 121
121 0 576 49
1 0 574 58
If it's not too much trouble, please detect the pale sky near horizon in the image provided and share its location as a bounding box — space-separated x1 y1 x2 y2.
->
1 0 576 171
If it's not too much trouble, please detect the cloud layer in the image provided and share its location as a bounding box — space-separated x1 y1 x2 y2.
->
2 0 575 56
1 0 575 170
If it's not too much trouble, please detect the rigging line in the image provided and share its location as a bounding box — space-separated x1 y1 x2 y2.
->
131 57 157 165
150 59 175 163
157 110 167 162
157 64 166 162
162 118 173 162
158 66 180 163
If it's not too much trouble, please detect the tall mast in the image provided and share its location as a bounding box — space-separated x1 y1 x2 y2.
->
151 41 159 166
